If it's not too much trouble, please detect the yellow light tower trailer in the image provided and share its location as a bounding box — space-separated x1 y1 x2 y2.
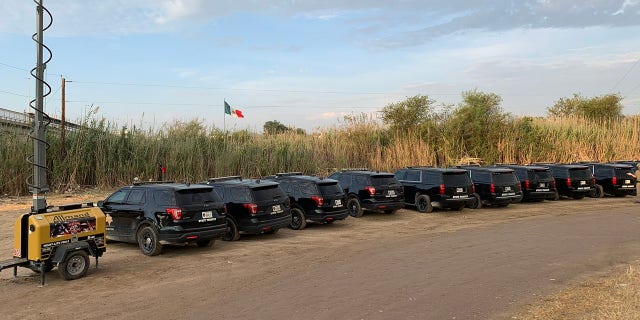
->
0 1 107 285
0 203 107 285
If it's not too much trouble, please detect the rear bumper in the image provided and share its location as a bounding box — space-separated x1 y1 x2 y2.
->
435 196 473 208
523 190 557 200
159 223 227 243
308 208 349 222
361 199 404 211
240 214 292 234
486 193 522 204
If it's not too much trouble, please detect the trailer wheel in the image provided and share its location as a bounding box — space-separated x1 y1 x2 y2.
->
58 250 90 280
137 225 163 256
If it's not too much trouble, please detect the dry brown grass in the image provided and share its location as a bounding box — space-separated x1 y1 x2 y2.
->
514 260 640 320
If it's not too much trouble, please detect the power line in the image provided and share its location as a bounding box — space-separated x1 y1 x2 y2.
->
0 61 63 77
69 80 395 95
0 89 29 98
611 57 640 92
64 99 381 109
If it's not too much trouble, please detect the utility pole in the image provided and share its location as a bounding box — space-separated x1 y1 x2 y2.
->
61 77 66 158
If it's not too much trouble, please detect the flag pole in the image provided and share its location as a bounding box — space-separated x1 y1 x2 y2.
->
223 99 227 133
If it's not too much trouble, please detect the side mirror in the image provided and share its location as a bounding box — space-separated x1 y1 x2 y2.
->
97 200 105 207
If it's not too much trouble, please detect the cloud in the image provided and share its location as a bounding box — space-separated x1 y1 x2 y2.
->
2 1 638 40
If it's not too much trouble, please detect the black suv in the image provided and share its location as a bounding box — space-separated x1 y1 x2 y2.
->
458 166 522 208
577 162 636 197
206 176 291 241
99 182 227 256
328 169 404 217
539 163 595 199
394 167 473 212
263 173 349 230
494 165 557 202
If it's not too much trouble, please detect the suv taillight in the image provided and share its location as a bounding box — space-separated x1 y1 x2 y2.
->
472 184 476 193
243 203 258 215
566 178 571 187
612 176 617 185
439 184 445 194
311 196 324 206
365 186 376 196
223 204 227 215
525 179 530 189
490 183 495 193
166 208 183 220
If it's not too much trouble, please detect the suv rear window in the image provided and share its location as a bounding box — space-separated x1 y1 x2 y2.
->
318 182 343 195
615 167 633 178
443 172 470 186
252 185 286 202
175 188 220 206
528 170 553 180
492 172 518 184
569 168 592 179
154 190 177 206
371 175 397 186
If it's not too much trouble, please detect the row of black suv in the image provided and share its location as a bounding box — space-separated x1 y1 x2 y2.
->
98 162 637 256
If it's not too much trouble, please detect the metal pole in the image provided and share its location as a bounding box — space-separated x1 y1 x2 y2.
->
61 77 66 158
32 0 48 212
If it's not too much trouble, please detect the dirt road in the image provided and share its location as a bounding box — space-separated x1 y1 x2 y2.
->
1 195 639 319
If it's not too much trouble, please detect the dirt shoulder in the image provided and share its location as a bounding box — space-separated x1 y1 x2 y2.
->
0 192 639 319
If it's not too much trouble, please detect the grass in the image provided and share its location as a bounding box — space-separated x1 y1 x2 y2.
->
0 115 638 195
513 260 640 320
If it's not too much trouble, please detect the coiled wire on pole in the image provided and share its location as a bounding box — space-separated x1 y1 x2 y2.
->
27 0 53 209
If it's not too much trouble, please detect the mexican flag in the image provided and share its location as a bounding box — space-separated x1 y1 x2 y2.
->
224 101 244 118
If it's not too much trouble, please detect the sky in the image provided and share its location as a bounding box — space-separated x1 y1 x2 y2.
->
1 0 640 132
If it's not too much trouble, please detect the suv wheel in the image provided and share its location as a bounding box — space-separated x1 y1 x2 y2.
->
415 194 432 213
347 197 363 218
468 193 482 209
592 184 604 198
137 225 163 256
290 207 307 230
223 217 240 241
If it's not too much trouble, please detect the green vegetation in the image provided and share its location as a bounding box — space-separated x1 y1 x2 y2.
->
1 92 638 195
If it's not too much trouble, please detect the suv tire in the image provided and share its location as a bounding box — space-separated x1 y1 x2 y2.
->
468 193 482 209
223 217 241 241
415 194 433 213
347 197 364 218
58 250 90 280
592 184 604 198
137 225 163 256
289 207 307 230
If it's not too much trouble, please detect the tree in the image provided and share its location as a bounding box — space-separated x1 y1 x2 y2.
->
263 120 289 135
547 93 623 120
381 95 436 132
445 90 511 162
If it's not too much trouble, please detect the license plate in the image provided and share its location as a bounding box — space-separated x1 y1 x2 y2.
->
334 199 343 208
504 186 511 191
580 180 586 185
539 183 546 188
201 211 213 219
386 190 397 197
271 205 283 214
625 179 631 184
456 188 463 193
